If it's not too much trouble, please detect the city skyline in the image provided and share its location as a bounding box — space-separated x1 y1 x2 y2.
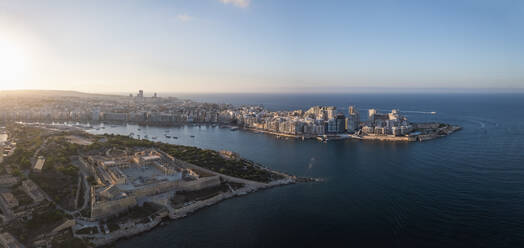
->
1 0 523 93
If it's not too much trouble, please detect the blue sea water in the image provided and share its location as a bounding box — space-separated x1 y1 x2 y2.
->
90 93 524 248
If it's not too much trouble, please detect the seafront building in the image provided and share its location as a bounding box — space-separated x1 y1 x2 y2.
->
0 89 422 138
360 109 413 136
346 106 360 133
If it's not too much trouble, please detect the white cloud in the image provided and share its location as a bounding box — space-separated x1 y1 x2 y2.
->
176 14 193 22
219 0 250 8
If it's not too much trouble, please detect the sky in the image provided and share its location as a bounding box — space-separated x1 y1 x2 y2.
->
0 0 523 94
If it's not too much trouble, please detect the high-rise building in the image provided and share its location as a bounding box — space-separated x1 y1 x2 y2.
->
138 90 144 98
92 108 100 121
326 106 336 120
335 113 346 133
388 109 399 121
368 108 377 123
327 119 337 133
347 106 360 132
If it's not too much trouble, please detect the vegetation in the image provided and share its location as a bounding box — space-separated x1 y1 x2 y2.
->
97 134 282 183
2 125 47 169
102 202 161 232
30 136 81 210
107 222 120 232
172 183 233 208
87 175 96 185
75 226 99 235
51 229 89 248
0 123 280 248
11 185 33 206
7 203 67 244
25 208 66 230
0 123 283 247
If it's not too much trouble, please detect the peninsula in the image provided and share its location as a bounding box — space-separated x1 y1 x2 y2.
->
0 123 314 247
0 90 460 143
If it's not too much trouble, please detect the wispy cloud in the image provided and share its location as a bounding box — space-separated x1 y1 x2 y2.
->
176 14 194 22
219 0 250 8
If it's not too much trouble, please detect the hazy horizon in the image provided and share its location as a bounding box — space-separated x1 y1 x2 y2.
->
0 88 524 97
1 0 523 93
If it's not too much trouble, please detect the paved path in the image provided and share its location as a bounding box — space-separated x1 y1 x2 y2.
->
74 175 82 209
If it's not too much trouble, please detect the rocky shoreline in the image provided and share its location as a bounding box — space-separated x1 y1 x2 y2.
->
85 175 315 247
244 124 462 142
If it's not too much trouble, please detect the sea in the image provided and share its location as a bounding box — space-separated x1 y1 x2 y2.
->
87 93 524 248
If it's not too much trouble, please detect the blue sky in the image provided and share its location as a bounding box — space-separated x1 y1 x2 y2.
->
0 0 523 93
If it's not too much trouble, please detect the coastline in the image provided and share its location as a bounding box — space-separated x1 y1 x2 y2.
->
77 123 461 246
83 173 313 247
69 127 320 247
26 120 462 143
242 125 462 142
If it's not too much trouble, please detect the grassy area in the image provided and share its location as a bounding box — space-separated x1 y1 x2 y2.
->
51 229 89 248
25 208 66 230
1 125 81 210
159 144 283 182
102 202 161 232
1 125 47 169
30 136 82 210
0 124 283 246
127 202 160 219
7 204 67 245
11 185 34 207
98 134 282 183
172 183 236 208
30 170 78 210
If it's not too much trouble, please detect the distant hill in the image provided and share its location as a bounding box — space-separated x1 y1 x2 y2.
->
0 90 124 98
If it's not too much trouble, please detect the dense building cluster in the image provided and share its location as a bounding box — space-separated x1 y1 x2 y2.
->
0 90 417 138
83 147 219 220
360 109 414 136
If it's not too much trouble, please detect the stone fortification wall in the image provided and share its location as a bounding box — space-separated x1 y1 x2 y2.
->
178 175 221 192
133 176 221 198
91 196 137 220
92 176 220 219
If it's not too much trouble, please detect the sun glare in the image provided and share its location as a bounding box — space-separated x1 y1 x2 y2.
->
0 38 27 89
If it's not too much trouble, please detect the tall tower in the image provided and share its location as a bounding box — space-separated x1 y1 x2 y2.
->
326 106 336 120
368 109 376 123
347 106 360 132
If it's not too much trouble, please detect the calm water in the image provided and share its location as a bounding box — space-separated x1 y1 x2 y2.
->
89 94 524 248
